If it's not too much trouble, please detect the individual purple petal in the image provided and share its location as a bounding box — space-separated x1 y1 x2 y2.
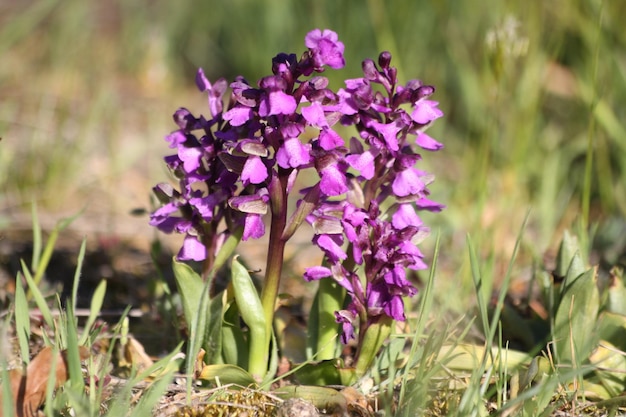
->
223 106 254 126
383 266 415 292
318 129 344 150
302 102 329 128
243 213 265 240
346 151 375 179
416 132 443 151
314 234 347 262
397 241 427 270
335 308 356 343
392 168 425 197
320 164 348 196
303 266 332 281
178 146 203 173
305 29 345 69
195 68 211 92
324 88 359 115
392 204 422 229
415 197 446 212
178 235 206 261
384 295 406 321
229 191 269 214
165 131 187 148
369 120 402 151
411 99 443 124
276 137 312 169
149 203 181 233
241 156 268 185
259 90 297 117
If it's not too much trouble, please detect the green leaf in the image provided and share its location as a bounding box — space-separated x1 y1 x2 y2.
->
71 239 87 312
355 315 392 378
231 257 267 381
554 267 600 365
79 280 107 345
281 183 320 241
221 301 248 368
171 259 211 391
310 277 344 361
597 312 626 351
20 259 54 328
198 364 256 386
204 290 226 364
64 304 85 393
273 385 348 412
294 359 344 386
590 341 626 397
14 272 31 366
607 268 626 316
171 258 205 336
555 230 581 279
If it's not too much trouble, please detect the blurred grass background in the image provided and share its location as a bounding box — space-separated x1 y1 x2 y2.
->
1 0 625 313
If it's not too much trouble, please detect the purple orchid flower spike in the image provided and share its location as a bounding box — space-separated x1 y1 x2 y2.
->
149 29 444 369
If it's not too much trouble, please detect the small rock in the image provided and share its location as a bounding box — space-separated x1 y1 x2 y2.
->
276 398 319 417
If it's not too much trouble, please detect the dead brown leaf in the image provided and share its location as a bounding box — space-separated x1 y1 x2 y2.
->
0 346 89 417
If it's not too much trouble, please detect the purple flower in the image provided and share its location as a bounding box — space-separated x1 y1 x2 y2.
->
276 137 312 169
178 235 207 262
410 99 443 124
259 90 297 117
392 204 423 229
243 213 265 240
302 102 329 128
196 69 227 117
241 156 269 185
415 131 443 151
335 308 357 343
305 29 345 70
392 167 426 197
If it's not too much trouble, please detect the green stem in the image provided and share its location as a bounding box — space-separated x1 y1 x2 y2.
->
260 172 289 341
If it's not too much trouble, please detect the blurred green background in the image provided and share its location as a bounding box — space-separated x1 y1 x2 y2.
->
1 0 625 311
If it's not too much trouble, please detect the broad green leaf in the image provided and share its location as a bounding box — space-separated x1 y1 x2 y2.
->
554 267 600 365
355 315 392 378
607 268 626 316
436 343 531 371
555 230 580 279
171 258 205 334
273 385 347 412
311 277 344 361
590 341 626 397
597 311 626 351
294 359 344 386
172 258 210 392
231 257 267 381
198 364 256 386
204 290 226 364
221 301 248 368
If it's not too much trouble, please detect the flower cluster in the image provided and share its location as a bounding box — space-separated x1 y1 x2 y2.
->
150 29 347 262
150 29 444 344
301 52 445 343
